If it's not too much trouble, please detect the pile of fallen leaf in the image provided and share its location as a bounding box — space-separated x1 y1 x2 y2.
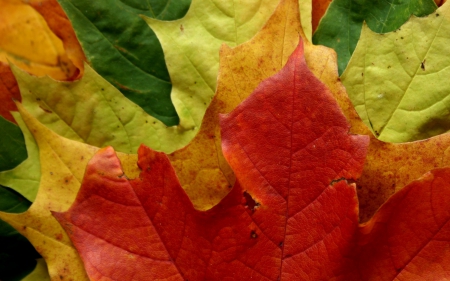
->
1 0 450 280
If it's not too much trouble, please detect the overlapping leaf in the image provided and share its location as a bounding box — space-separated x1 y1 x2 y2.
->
166 0 450 217
58 0 280 127
52 41 365 280
0 116 27 173
312 0 332 32
0 112 40 201
299 2 450 221
357 134 450 221
0 62 21 124
313 0 437 74
0 0 84 125
320 40 450 221
0 104 140 281
306 1 450 220
10 0 289 207
3 0 450 278
309 51 450 220
141 0 280 126
342 2 450 142
55 42 450 280
167 0 364 210
25 0 85 76
167 0 307 209
0 0 79 80
14 64 195 154
12 0 280 152
57 0 191 126
0 0 86 205
160 0 450 227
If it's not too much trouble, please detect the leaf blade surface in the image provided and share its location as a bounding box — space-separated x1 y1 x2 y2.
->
0 104 140 281
342 3 450 142
57 0 190 126
313 0 437 74
54 41 370 280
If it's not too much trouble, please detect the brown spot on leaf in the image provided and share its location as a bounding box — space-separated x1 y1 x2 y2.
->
39 105 52 113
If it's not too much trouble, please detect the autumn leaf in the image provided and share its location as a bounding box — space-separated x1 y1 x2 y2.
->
9 0 311 209
57 0 191 126
327 44 450 221
167 0 306 209
52 40 363 280
13 63 196 154
167 0 450 220
299 1 450 221
0 105 94 281
25 0 85 77
342 2 450 142
0 0 85 124
54 41 450 279
141 0 279 127
307 0 450 221
4 0 450 279
58 0 280 127
357 133 450 221
0 103 140 281
0 112 40 201
299 0 312 42
10 0 282 157
0 0 78 80
181 0 365 222
302 34 450 223
0 62 21 123
311 0 332 33
312 0 437 74
11 0 294 207
168 0 364 210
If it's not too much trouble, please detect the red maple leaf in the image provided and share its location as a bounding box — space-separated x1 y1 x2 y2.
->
53 40 450 280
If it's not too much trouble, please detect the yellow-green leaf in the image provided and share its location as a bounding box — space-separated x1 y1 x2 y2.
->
14 64 196 154
342 2 450 142
142 0 280 133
